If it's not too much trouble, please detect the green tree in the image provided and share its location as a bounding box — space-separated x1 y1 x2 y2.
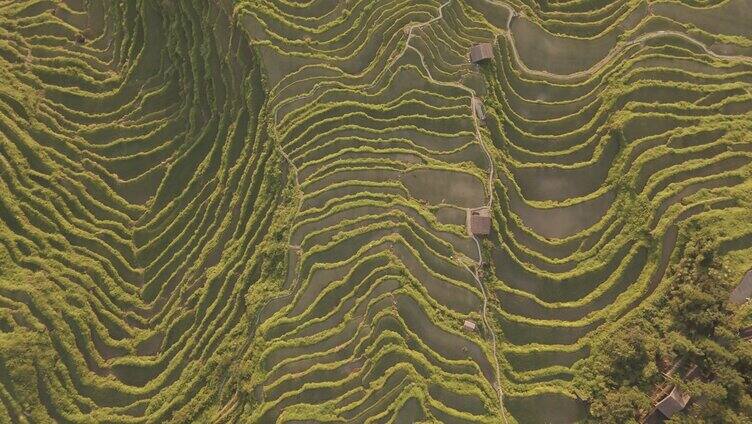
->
576 236 752 422
589 387 651 423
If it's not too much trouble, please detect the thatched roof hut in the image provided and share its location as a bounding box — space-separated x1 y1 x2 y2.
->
467 207 491 236
472 97 486 122
730 269 752 305
470 43 493 64
656 386 690 418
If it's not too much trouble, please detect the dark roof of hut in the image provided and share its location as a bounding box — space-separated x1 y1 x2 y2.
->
657 386 690 418
472 97 486 121
470 43 493 64
467 207 491 236
730 269 752 305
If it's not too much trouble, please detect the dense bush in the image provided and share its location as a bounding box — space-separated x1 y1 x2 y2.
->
575 237 752 422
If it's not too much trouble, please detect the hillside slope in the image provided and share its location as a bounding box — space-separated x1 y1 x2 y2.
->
0 0 751 422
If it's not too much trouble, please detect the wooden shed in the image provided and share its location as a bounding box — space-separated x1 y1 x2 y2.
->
656 386 690 419
741 326 752 340
472 97 486 122
463 320 477 331
467 207 491 236
730 269 752 305
470 43 493 64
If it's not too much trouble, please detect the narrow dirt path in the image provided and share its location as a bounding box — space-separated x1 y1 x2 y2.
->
404 3 508 421
483 0 752 82
252 1 510 420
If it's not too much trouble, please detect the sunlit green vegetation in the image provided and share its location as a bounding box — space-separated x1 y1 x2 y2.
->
0 0 750 422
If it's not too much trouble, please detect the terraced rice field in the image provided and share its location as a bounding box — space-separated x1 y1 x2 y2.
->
0 0 751 422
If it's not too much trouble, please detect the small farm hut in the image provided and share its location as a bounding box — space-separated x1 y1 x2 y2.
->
467 207 491 236
470 43 493 64
741 326 752 340
472 97 486 122
463 320 477 332
656 386 690 419
730 269 752 305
